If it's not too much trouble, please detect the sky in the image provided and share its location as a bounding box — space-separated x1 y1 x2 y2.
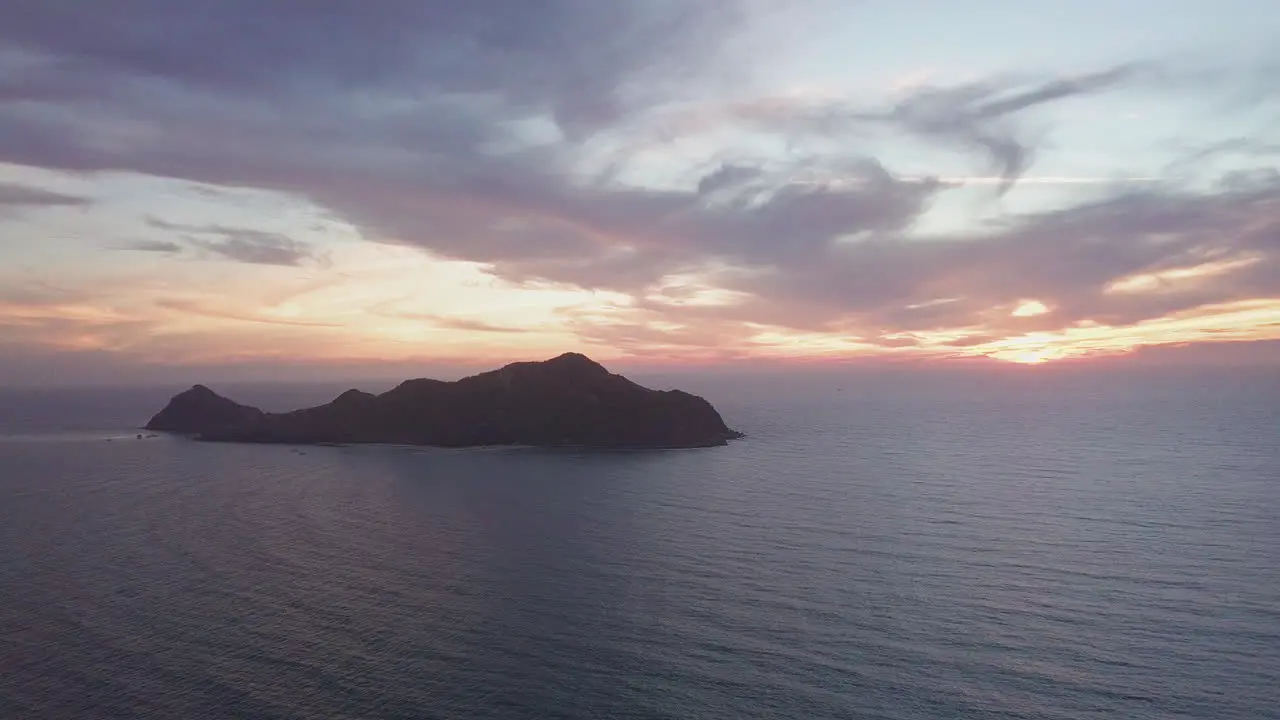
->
1 0 1278 384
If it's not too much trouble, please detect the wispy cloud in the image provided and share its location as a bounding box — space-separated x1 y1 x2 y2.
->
369 303 535 334
154 298 344 327
0 181 89 209
787 174 1166 188
190 230 315 267
0 1 1276 373
147 217 317 266
121 239 184 254
688 65 1145 196
416 315 530 334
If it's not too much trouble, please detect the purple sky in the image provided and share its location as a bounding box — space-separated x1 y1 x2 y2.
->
1 1 1278 383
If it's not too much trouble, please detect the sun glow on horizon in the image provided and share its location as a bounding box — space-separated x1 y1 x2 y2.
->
1000 350 1055 364
3 233 1279 374
955 298 1280 365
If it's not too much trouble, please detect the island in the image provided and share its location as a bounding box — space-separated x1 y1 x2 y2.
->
145 352 744 449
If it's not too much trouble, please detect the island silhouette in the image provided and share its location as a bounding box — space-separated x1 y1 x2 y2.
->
146 352 743 449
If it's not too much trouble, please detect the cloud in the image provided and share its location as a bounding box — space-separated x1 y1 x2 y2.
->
154 298 342 327
123 239 183 254
145 217 317 266
367 302 533 334
0 281 88 306
0 0 742 137
0 0 759 279
0 1 1277 368
708 65 1141 195
572 171 1280 355
0 293 154 355
1119 338 1280 367
0 181 89 208
418 315 529 334
190 230 315 267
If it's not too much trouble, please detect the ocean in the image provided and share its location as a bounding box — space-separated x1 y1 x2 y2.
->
1 369 1277 719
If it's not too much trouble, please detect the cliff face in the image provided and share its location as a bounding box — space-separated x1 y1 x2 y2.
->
145 353 744 449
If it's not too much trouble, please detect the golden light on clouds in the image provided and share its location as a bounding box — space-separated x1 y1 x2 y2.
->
1105 256 1263 295
0 242 617 366
1011 299 1050 318
722 298 1280 366
962 298 1280 364
972 333 1090 365
3 236 1279 371
745 327 892 358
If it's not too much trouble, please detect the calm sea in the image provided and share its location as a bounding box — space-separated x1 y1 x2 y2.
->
1 370 1277 719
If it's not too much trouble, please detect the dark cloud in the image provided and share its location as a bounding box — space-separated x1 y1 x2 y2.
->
968 66 1137 119
146 218 317 266
0 0 740 134
579 172 1280 351
431 317 528 334
0 181 89 208
123 240 183 254
190 230 315 267
435 158 941 292
0 0 758 283
0 1 1277 361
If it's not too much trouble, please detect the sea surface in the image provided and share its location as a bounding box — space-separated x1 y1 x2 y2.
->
1 369 1277 719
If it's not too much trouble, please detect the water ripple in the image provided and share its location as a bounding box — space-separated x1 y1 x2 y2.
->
1 375 1278 718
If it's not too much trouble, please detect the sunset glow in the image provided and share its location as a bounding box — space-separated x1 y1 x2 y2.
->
1011 300 1051 318
1 2 1278 382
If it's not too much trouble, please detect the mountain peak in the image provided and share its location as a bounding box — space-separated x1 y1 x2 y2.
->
485 352 611 381
539 352 611 374
334 389 375 405
146 384 263 434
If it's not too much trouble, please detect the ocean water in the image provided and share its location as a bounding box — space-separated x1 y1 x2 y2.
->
1 370 1277 719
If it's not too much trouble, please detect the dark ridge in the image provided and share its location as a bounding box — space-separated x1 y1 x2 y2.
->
145 354 744 449
334 389 376 404
144 385 264 435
